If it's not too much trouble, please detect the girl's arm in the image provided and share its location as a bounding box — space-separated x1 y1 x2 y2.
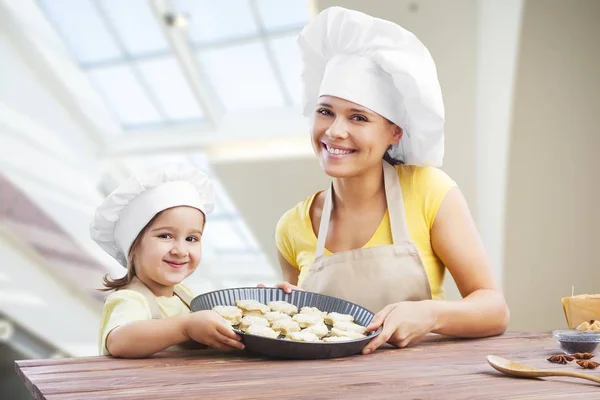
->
107 311 243 358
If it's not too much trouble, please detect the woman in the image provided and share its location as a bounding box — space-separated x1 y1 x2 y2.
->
267 7 509 354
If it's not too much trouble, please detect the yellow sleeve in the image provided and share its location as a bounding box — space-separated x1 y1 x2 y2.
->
98 290 151 356
415 167 458 230
275 208 300 269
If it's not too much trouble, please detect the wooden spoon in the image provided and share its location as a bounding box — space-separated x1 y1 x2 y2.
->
487 355 600 385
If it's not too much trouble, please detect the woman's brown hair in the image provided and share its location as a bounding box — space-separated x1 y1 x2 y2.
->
383 118 404 165
100 212 163 291
383 150 404 165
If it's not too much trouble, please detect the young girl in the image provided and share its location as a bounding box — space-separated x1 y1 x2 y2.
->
90 164 244 358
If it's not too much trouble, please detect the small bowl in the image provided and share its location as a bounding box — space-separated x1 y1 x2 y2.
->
552 330 600 354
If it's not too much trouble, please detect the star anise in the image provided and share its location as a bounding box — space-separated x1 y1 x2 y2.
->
573 352 595 360
547 354 575 364
576 360 600 369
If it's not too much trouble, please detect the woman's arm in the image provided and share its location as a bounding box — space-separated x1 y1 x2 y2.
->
363 187 509 353
258 251 302 293
277 251 300 285
427 187 510 337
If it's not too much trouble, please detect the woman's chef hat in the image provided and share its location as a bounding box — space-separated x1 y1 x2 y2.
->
298 7 445 166
90 164 214 266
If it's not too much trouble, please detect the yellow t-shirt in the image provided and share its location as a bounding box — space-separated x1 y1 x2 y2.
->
98 283 195 355
275 165 457 300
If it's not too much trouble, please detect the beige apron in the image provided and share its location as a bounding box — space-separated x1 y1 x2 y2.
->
124 277 206 350
301 161 432 313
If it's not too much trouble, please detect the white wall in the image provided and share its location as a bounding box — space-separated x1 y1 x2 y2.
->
474 0 524 288
504 0 600 330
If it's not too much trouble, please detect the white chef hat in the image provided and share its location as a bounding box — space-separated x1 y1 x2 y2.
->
90 164 214 267
298 7 445 166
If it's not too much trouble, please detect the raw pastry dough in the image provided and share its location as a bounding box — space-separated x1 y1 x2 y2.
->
325 312 354 325
322 336 352 343
292 313 324 328
271 319 301 336
288 330 320 342
333 321 368 335
300 306 327 318
268 301 298 316
240 315 269 330
303 323 329 338
264 311 292 324
215 299 371 344
212 305 242 325
246 324 279 339
330 327 366 339
236 299 269 314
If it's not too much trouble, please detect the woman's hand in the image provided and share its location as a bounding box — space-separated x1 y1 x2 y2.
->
184 311 245 351
257 282 303 294
362 301 438 354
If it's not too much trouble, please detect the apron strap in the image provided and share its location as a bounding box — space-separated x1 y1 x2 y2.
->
382 161 411 244
314 161 411 259
124 277 163 319
174 286 192 308
315 185 334 259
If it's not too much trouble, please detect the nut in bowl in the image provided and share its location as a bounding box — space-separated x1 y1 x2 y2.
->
190 287 382 359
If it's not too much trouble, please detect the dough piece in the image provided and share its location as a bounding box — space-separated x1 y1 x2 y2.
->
330 327 366 339
303 323 329 338
333 321 367 335
577 321 592 331
271 318 301 336
212 305 242 325
242 310 266 317
245 324 279 339
323 336 352 343
300 306 328 318
236 299 269 314
325 312 354 326
240 315 269 330
268 301 298 316
292 313 324 328
288 330 320 342
264 311 292 324
577 320 600 331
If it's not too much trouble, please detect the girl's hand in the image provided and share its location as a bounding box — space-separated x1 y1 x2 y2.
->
184 311 244 351
362 301 438 354
257 282 303 294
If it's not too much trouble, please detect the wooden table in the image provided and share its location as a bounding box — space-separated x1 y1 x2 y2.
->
14 332 600 399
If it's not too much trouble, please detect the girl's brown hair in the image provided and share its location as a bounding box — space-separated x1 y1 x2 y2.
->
100 212 163 291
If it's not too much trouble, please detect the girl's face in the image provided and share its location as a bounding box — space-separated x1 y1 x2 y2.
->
311 95 403 178
133 206 205 293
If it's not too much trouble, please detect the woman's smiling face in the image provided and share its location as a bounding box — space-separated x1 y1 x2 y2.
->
311 95 403 178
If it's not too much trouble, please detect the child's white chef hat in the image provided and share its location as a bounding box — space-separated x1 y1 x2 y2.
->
90 164 214 266
298 7 445 166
